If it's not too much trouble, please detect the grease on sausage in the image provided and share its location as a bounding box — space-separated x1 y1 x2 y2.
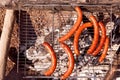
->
60 42 74 80
42 42 57 76
59 6 82 42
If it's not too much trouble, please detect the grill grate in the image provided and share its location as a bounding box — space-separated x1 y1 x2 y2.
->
17 5 120 80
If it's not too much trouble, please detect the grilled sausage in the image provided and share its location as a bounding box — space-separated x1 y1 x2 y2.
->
42 42 57 76
99 36 109 63
74 22 93 56
60 42 74 80
87 15 99 54
92 22 106 56
59 6 82 42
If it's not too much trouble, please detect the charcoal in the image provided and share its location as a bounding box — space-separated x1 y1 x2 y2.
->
111 17 120 44
116 47 120 55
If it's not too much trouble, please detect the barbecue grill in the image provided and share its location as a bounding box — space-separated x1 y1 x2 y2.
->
1 0 120 80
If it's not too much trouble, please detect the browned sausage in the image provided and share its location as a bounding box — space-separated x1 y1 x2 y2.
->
60 42 74 80
42 42 57 76
74 22 93 56
59 6 82 42
87 15 99 54
92 22 106 56
99 36 109 63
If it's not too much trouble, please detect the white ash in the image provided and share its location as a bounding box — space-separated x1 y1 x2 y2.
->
82 66 109 72
24 43 52 72
34 62 51 71
59 53 68 60
106 21 114 35
71 14 77 21
25 46 37 60
116 77 120 80
111 44 120 51
53 72 59 77
77 78 88 80
55 29 60 33
25 64 36 71
35 36 45 45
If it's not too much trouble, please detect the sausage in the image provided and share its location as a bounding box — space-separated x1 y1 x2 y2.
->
42 42 57 76
60 42 74 80
92 22 106 56
74 22 93 56
59 6 82 42
99 36 109 63
87 15 99 54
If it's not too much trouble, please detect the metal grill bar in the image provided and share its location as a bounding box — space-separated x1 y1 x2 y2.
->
17 4 120 80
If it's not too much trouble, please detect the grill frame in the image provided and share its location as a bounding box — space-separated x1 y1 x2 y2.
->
17 4 119 80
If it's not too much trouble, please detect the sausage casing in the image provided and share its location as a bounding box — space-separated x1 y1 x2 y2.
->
59 6 82 42
92 22 106 56
60 42 74 79
42 42 57 76
99 36 109 63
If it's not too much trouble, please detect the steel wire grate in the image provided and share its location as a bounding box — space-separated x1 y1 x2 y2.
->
17 5 120 80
